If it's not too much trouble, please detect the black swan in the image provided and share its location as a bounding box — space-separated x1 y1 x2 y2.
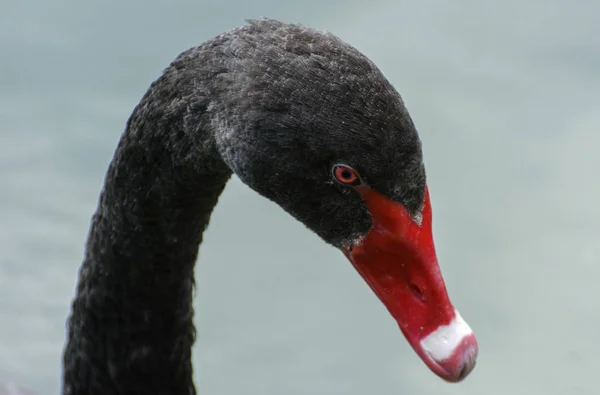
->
62 19 478 395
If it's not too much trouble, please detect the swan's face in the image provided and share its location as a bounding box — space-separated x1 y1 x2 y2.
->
209 20 478 382
211 24 426 247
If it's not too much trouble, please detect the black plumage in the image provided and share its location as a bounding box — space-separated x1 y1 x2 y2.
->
63 19 426 395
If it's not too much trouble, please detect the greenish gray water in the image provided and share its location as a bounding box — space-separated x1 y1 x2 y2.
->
1 0 599 394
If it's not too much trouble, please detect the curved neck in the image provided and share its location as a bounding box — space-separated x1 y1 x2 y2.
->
62 63 232 395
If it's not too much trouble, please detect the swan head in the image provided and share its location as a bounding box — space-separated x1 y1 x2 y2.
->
208 19 478 382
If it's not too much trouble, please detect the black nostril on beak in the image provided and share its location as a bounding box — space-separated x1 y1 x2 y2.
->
409 283 426 302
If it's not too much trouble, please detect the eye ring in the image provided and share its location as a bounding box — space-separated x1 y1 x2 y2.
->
332 164 361 186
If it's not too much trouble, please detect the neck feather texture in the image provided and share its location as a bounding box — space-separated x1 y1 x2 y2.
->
62 56 232 395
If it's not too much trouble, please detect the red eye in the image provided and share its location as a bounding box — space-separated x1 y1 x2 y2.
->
333 164 361 185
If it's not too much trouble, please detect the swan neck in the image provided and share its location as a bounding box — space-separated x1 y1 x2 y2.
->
63 61 231 395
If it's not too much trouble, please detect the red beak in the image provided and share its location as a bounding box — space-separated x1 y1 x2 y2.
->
344 185 478 382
